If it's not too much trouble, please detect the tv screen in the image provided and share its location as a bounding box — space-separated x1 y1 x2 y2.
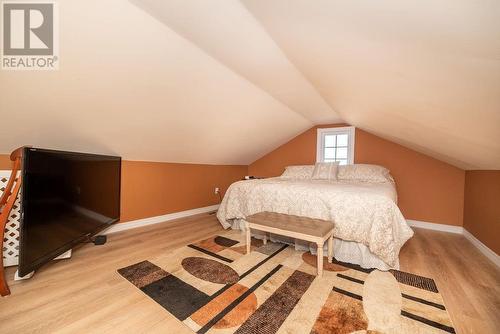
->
18 148 121 277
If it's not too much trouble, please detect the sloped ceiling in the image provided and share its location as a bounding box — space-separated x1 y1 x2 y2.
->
242 0 500 169
0 0 336 165
1 0 499 169
130 0 338 124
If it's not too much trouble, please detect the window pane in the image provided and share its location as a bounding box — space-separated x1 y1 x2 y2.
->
324 147 335 159
336 147 348 159
324 159 335 162
336 134 348 147
337 159 348 165
324 135 335 147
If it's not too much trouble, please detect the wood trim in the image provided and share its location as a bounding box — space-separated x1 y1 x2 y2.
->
1 147 27 297
0 159 19 207
9 146 26 161
0 169 21 296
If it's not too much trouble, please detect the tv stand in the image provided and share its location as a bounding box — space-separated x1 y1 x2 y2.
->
89 235 107 245
14 270 34 281
13 249 72 282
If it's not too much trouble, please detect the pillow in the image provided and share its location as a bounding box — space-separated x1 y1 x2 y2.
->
311 162 339 181
337 164 393 183
280 165 314 179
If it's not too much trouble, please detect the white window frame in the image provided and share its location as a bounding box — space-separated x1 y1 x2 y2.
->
316 126 355 164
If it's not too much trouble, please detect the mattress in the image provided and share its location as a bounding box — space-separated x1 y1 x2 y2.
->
216 177 414 269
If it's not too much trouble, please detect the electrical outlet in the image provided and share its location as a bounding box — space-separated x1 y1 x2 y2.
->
214 187 220 194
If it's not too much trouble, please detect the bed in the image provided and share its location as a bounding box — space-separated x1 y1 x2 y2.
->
216 164 414 271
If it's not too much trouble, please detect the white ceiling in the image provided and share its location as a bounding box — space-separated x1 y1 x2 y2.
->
1 0 499 169
130 0 339 124
242 0 500 169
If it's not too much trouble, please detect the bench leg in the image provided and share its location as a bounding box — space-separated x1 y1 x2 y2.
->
246 228 251 254
328 234 333 264
317 242 323 277
262 233 267 245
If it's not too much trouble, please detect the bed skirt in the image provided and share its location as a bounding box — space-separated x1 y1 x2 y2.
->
230 219 398 271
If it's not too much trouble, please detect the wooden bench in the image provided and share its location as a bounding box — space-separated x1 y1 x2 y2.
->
245 211 334 277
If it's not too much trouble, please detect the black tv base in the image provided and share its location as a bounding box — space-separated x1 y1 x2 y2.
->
91 235 107 245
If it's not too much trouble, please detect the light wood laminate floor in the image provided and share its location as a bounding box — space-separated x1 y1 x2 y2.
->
0 213 498 333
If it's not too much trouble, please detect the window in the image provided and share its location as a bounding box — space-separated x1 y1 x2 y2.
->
316 126 355 165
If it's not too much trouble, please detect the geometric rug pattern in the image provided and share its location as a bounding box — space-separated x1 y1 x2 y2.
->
118 230 456 334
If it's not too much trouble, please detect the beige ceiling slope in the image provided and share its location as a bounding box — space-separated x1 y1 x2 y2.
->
129 0 341 124
0 0 312 165
243 0 500 169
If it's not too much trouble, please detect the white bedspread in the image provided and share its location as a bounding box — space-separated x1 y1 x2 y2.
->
216 177 414 268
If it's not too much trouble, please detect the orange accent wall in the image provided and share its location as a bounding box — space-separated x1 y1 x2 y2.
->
120 161 246 222
3 145 496 253
0 155 11 169
249 125 465 226
464 171 500 255
0 154 246 223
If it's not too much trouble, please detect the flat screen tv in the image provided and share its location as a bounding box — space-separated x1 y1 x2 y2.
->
18 148 121 277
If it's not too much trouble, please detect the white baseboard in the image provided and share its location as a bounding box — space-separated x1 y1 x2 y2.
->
406 219 464 234
407 219 499 267
463 229 500 267
103 204 220 234
102 211 500 268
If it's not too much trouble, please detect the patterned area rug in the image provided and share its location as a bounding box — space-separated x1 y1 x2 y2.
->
118 230 456 334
